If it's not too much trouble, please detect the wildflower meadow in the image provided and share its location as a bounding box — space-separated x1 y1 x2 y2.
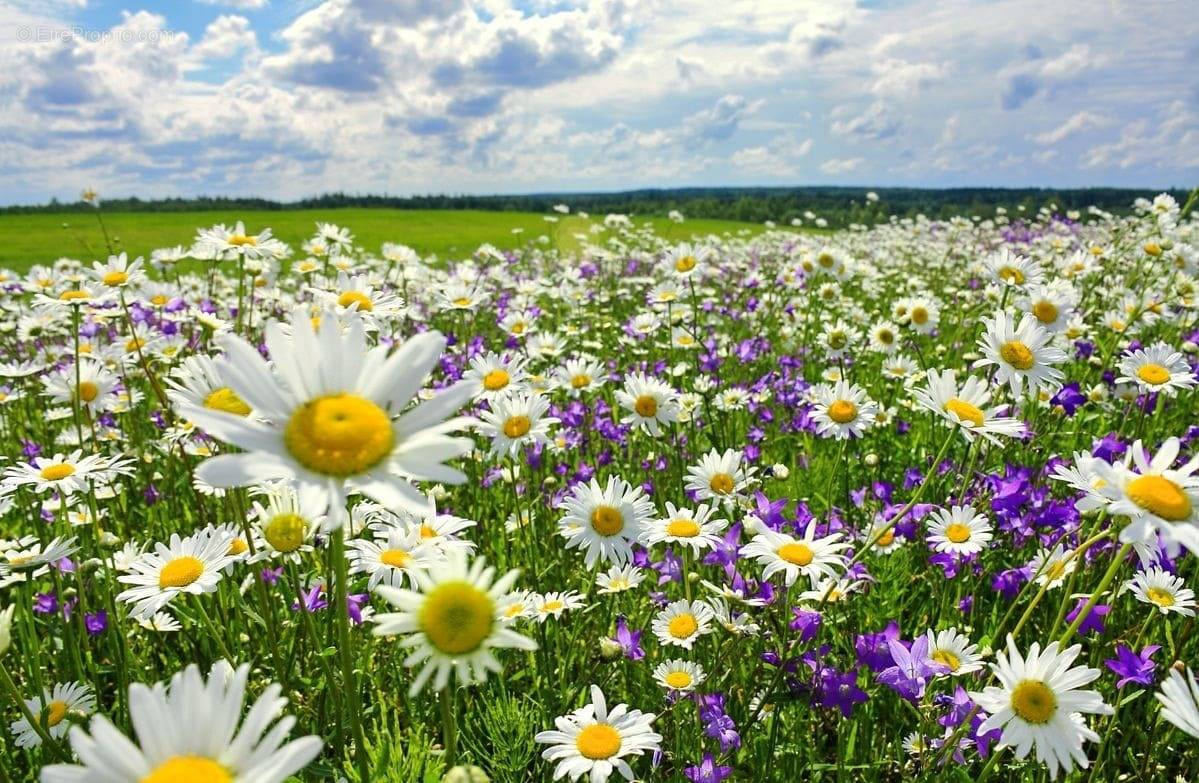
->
3 191 1199 782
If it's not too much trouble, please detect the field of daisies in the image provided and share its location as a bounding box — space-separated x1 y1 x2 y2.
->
1 193 1199 782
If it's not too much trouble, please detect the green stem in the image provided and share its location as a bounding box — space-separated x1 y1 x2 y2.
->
1058 542 1132 645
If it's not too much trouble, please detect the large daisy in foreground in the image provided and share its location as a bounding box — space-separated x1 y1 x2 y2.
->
183 308 474 518
535 685 661 783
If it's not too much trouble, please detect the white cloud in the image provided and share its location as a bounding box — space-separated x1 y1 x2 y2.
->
1031 111 1107 145
820 157 864 174
830 102 900 140
870 59 944 97
683 94 762 142
197 0 269 9
192 15 257 61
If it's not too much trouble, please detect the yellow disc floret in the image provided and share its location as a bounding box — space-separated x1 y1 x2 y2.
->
418 581 495 655
284 394 394 477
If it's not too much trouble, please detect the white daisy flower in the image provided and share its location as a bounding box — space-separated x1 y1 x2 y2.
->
986 248 1044 289
740 525 849 587
477 392 559 457
9 682 94 748
615 372 680 435
924 627 984 676
1126 567 1196 616
1157 666 1199 739
116 529 237 619
926 505 993 556
531 590 586 622
911 368 1025 444
653 660 706 693
1092 437 1199 553
40 359 118 415
974 310 1066 397
556 476 654 568
595 564 645 595
2 450 134 497
684 448 756 507
651 599 715 650
640 502 727 553
1116 342 1197 397
348 525 443 590
535 685 661 783
554 357 607 396
1028 543 1076 590
465 352 527 400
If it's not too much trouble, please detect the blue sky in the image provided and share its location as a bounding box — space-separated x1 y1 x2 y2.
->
0 0 1196 205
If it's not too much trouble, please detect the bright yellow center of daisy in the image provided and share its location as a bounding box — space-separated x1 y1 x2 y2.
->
264 513 306 553
876 528 895 547
40 463 76 481
576 723 622 760
1045 561 1067 581
483 369 510 391
284 394 394 477
1126 475 1191 521
945 398 984 427
668 613 698 639
817 252 835 268
571 374 591 389
337 291 373 311
709 472 735 494
418 580 495 655
541 600 564 612
227 538 248 556
591 505 624 536
380 548 410 568
502 415 531 439
999 341 1035 370
78 381 99 402
141 755 232 783
828 400 857 423
103 271 128 286
44 700 69 727
634 394 658 417
151 294 169 306
1136 364 1171 386
945 523 972 543
667 518 700 537
204 387 251 417
998 266 1025 285
1146 587 1175 607
228 235 257 247
159 556 204 589
778 542 814 566
675 255 697 273
1033 301 1058 324
877 329 895 344
1011 680 1056 724
125 337 145 353
931 649 960 672
452 297 472 307
911 307 929 325
60 290 90 301
665 671 693 689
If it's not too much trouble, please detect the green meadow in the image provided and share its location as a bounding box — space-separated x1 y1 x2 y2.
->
0 209 790 271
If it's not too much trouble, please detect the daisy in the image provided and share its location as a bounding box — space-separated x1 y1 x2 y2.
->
315 272 407 326
40 359 118 416
499 309 537 338
684 448 756 507
1093 437 1199 553
740 525 850 587
640 502 727 553
373 551 538 694
970 636 1112 780
653 660 706 694
595 564 645 595
666 243 710 278
10 682 94 748
555 357 607 396
974 310 1066 397
986 248 1044 289
924 628 984 676
40 661 322 783
709 596 761 636
90 253 145 290
869 321 902 354
167 354 253 417
192 221 283 262
798 575 862 604
1127 567 1196 616
248 482 327 560
2 451 133 497
116 529 237 619
557 476 654 568
3 536 79 575
465 352 527 400
926 505 994 555
137 611 182 633
349 526 442 590
811 381 879 440
615 372 679 435
535 685 661 783
477 392 558 457
900 296 940 334
531 591 586 622
1021 281 1077 334
180 307 474 518
651 599 715 650
1028 543 1075 590
1116 342 1197 397
912 369 1025 444
1157 666 1199 739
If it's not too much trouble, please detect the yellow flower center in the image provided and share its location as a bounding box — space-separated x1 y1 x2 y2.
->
284 394 394 477
264 513 307 553
999 341 1035 371
380 548 410 568
591 505 624 536
828 332 848 350
576 723 622 760
1126 475 1192 521
452 297 472 307
1032 301 1058 324
778 542 814 566
228 235 257 247
828 399 858 423
418 581 495 655
1146 586 1175 607
709 472 735 494
40 463 76 481
1045 560 1067 581
203 387 251 417
483 369 510 391
1136 364 1171 386
125 337 145 353
419 523 438 539
666 518 700 537
571 373 591 389
634 394 658 418
931 649 961 672
876 528 896 547
59 290 90 301
998 266 1025 285
541 599 564 612
78 381 99 402
103 271 128 286
911 307 929 325
877 329 894 344
151 294 170 306
945 523 972 544
159 556 204 589
675 255 697 273
817 252 835 269
1143 242 1162 257
944 398 984 427
141 755 232 783
502 415 531 439
1010 680 1056 724
227 538 248 556
337 291 373 312
664 671 692 689
668 613 698 639
44 700 69 727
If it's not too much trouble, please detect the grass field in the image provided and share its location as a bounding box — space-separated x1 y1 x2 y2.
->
0 208 787 271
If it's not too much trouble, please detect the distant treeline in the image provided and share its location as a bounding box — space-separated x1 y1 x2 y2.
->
3 187 1191 227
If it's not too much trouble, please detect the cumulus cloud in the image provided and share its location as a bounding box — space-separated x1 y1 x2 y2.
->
192 15 257 61
684 94 762 142
1031 111 1108 145
198 0 269 8
820 157 864 174
830 102 900 140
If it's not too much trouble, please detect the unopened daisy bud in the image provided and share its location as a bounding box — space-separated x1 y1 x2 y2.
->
1087 355 1103 368
1183 341 1197 354
443 766 490 783
771 463 789 480
864 453 879 467
99 531 121 547
542 475 558 488
0 604 13 655
81 557 104 573
599 636 624 660
431 485 450 501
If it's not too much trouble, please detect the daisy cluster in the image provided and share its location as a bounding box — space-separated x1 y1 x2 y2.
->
0 193 1198 781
